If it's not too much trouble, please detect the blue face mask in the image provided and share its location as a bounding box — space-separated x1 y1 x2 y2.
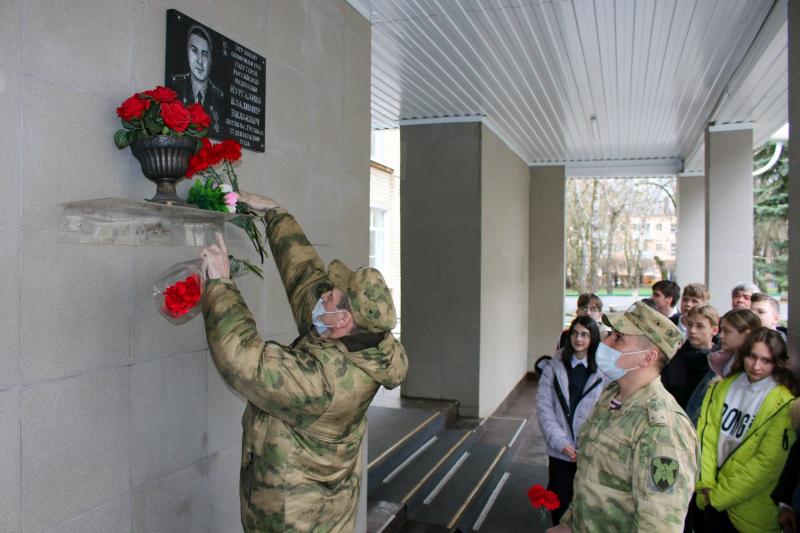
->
311 297 343 334
595 343 647 381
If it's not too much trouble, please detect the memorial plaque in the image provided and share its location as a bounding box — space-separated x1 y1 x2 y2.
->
165 9 266 152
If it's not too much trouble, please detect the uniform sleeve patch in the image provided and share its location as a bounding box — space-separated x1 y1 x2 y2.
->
651 456 679 491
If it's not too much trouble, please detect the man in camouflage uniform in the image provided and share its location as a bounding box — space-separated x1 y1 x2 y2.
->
548 302 698 533
200 192 408 532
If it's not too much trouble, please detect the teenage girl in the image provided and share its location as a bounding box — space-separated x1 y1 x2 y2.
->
536 316 607 524
695 328 798 532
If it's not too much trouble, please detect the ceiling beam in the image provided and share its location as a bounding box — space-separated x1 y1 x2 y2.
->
563 158 683 178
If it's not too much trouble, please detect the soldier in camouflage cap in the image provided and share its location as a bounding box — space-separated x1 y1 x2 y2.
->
200 192 408 532
602 300 686 360
327 259 397 333
548 301 698 533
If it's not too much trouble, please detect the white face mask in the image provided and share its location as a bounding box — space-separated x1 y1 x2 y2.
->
595 343 649 381
311 297 344 334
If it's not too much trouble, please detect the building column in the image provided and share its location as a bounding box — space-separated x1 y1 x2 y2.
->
400 122 483 416
788 0 799 366
528 166 565 368
401 121 531 418
704 125 754 312
676 175 706 286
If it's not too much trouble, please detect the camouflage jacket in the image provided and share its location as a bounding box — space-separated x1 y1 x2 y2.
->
203 208 408 532
560 378 699 532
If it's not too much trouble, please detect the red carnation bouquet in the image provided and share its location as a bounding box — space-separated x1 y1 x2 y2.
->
154 260 205 324
113 86 210 149
154 258 257 324
528 484 560 522
163 274 202 320
185 138 269 265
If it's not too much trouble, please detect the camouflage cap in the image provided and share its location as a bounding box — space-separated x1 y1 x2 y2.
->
602 301 685 359
327 259 397 333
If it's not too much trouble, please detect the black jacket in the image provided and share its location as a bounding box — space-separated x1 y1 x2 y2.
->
661 340 717 409
772 437 800 506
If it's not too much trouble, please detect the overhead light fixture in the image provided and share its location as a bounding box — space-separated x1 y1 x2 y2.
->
590 115 599 140
771 123 789 143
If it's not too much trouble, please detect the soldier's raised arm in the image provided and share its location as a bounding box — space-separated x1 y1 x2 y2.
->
202 278 333 427
239 192 331 335
200 233 332 425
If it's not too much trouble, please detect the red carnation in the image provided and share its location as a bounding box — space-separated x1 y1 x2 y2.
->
527 484 547 507
160 102 191 133
528 484 559 515
186 150 210 177
542 491 560 511
116 94 147 122
143 86 178 103
218 139 242 162
187 103 211 129
162 274 202 318
186 138 214 177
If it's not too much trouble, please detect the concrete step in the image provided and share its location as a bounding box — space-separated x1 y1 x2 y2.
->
367 500 406 533
368 406 447 493
467 464 551 532
371 428 475 506
397 521 453 533
408 445 508 530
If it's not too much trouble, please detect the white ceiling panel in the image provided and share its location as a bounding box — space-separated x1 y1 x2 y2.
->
367 0 787 171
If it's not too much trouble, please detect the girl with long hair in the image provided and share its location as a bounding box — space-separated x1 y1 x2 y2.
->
695 328 798 532
536 315 607 524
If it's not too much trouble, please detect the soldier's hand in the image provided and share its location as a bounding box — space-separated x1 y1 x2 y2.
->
779 507 797 533
201 233 230 280
238 191 279 212
562 445 577 462
546 525 571 533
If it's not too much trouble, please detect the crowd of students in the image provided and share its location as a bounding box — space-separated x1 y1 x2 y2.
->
536 281 798 532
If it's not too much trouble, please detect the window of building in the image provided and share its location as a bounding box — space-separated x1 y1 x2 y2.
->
369 208 386 271
656 223 662 231
656 243 663 251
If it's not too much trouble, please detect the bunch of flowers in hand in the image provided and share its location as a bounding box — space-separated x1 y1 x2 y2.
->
162 273 203 319
113 86 210 149
527 484 560 521
185 138 269 268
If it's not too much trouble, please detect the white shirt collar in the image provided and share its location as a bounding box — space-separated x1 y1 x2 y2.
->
740 373 776 393
571 355 588 368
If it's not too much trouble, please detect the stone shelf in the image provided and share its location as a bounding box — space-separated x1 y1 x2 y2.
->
59 197 231 247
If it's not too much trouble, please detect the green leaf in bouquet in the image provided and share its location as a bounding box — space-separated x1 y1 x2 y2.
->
144 115 161 135
186 178 227 212
226 215 268 263
114 129 131 149
229 256 264 279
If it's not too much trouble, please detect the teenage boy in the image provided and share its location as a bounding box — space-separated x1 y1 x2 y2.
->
671 283 710 336
652 280 680 320
751 293 787 340
662 304 720 410
556 293 604 350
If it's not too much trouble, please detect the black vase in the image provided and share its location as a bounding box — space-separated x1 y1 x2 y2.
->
130 135 198 204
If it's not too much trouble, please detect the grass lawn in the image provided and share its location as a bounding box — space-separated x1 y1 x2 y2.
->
565 287 653 297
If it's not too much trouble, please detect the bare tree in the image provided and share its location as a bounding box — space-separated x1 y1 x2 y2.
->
565 176 676 293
